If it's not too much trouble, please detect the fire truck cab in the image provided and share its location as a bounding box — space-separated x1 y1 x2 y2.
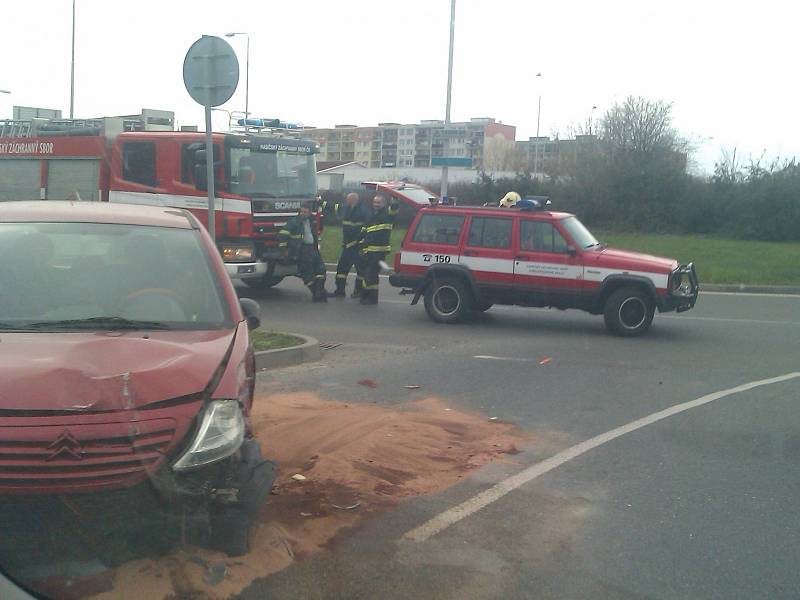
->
0 110 321 288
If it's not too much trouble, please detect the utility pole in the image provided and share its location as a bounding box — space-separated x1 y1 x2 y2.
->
533 72 543 178
441 0 456 199
70 0 76 118
225 33 250 130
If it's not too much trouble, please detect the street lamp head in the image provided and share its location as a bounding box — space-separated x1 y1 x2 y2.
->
0 90 10 94
225 32 247 37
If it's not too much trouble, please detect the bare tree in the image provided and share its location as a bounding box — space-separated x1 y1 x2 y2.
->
599 96 683 153
483 135 521 172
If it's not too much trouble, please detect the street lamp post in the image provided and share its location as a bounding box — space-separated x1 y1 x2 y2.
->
589 105 597 135
441 0 456 199
70 0 75 118
533 72 543 178
225 32 250 129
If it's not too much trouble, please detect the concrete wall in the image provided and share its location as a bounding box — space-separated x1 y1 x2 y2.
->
317 165 520 188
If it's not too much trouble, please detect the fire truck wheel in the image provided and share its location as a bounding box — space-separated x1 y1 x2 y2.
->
603 286 655 337
243 276 284 289
424 276 472 324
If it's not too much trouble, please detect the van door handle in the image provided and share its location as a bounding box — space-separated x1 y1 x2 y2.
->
463 250 478 256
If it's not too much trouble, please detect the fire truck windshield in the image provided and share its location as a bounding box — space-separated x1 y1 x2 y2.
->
228 148 317 198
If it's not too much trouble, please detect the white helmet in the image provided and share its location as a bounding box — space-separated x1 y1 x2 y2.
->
498 191 521 207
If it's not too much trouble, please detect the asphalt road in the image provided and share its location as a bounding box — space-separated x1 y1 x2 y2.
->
235 274 800 600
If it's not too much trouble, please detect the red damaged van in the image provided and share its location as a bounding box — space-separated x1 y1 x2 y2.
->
0 201 271 555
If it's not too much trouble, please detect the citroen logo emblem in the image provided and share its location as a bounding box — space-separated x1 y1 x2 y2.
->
45 430 84 461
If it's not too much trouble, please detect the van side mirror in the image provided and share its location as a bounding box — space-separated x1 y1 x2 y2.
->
240 298 261 330
567 245 577 256
193 164 208 191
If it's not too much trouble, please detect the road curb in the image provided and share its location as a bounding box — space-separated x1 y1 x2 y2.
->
701 284 800 295
254 333 321 370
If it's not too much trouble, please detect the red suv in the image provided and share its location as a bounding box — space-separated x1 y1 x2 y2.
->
0 201 272 555
390 200 698 336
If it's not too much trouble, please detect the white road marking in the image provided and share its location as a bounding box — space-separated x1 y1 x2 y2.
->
402 371 800 542
660 315 800 326
700 291 800 298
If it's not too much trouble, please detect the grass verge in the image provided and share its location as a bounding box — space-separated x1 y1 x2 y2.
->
597 232 800 286
251 330 305 352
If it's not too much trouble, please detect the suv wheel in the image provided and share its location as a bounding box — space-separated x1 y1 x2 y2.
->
603 286 655 337
424 277 472 323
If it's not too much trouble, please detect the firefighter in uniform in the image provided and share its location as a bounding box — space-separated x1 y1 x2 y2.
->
278 205 328 302
330 192 371 298
358 193 399 305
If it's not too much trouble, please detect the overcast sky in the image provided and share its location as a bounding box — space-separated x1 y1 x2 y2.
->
2 0 797 173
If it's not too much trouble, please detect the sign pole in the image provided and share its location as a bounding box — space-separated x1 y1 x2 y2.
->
204 104 216 243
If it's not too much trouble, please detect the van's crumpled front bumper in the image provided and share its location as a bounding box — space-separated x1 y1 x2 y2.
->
660 262 699 313
151 437 274 512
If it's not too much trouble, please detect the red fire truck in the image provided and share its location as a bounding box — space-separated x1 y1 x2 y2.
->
0 111 321 288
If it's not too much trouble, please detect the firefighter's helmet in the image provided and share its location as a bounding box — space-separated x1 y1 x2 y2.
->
499 191 521 207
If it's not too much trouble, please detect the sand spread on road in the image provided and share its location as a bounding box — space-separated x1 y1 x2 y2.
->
72 392 529 600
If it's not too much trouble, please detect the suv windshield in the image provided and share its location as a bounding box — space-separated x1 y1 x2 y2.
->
0 222 230 330
229 148 317 198
560 215 601 249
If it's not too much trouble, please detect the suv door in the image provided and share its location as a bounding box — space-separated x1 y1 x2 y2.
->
513 217 584 306
460 215 516 292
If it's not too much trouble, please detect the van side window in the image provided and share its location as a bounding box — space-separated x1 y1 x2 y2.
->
412 214 465 245
467 217 513 249
122 142 156 186
520 220 570 253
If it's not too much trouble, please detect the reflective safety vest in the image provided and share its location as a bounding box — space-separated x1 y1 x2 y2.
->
360 203 399 254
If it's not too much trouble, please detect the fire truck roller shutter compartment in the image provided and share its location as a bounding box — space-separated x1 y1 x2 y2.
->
0 160 40 201
46 159 101 201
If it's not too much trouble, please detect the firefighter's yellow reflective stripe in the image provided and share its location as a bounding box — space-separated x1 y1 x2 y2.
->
291 234 303 239
278 242 288 248
315 274 325 280
363 245 391 253
278 229 291 235
363 283 380 290
345 240 360 249
364 223 393 233
342 220 363 227
335 274 347 279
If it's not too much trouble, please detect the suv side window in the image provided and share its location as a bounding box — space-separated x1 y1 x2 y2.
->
467 217 513 249
122 142 157 186
520 220 570 253
412 214 465 245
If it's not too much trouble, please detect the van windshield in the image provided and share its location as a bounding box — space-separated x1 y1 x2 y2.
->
0 222 231 330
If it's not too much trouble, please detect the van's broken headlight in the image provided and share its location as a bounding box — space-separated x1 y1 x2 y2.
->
172 399 245 471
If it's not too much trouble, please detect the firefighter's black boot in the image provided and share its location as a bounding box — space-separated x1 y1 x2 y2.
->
359 289 378 305
312 280 328 303
329 279 346 298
